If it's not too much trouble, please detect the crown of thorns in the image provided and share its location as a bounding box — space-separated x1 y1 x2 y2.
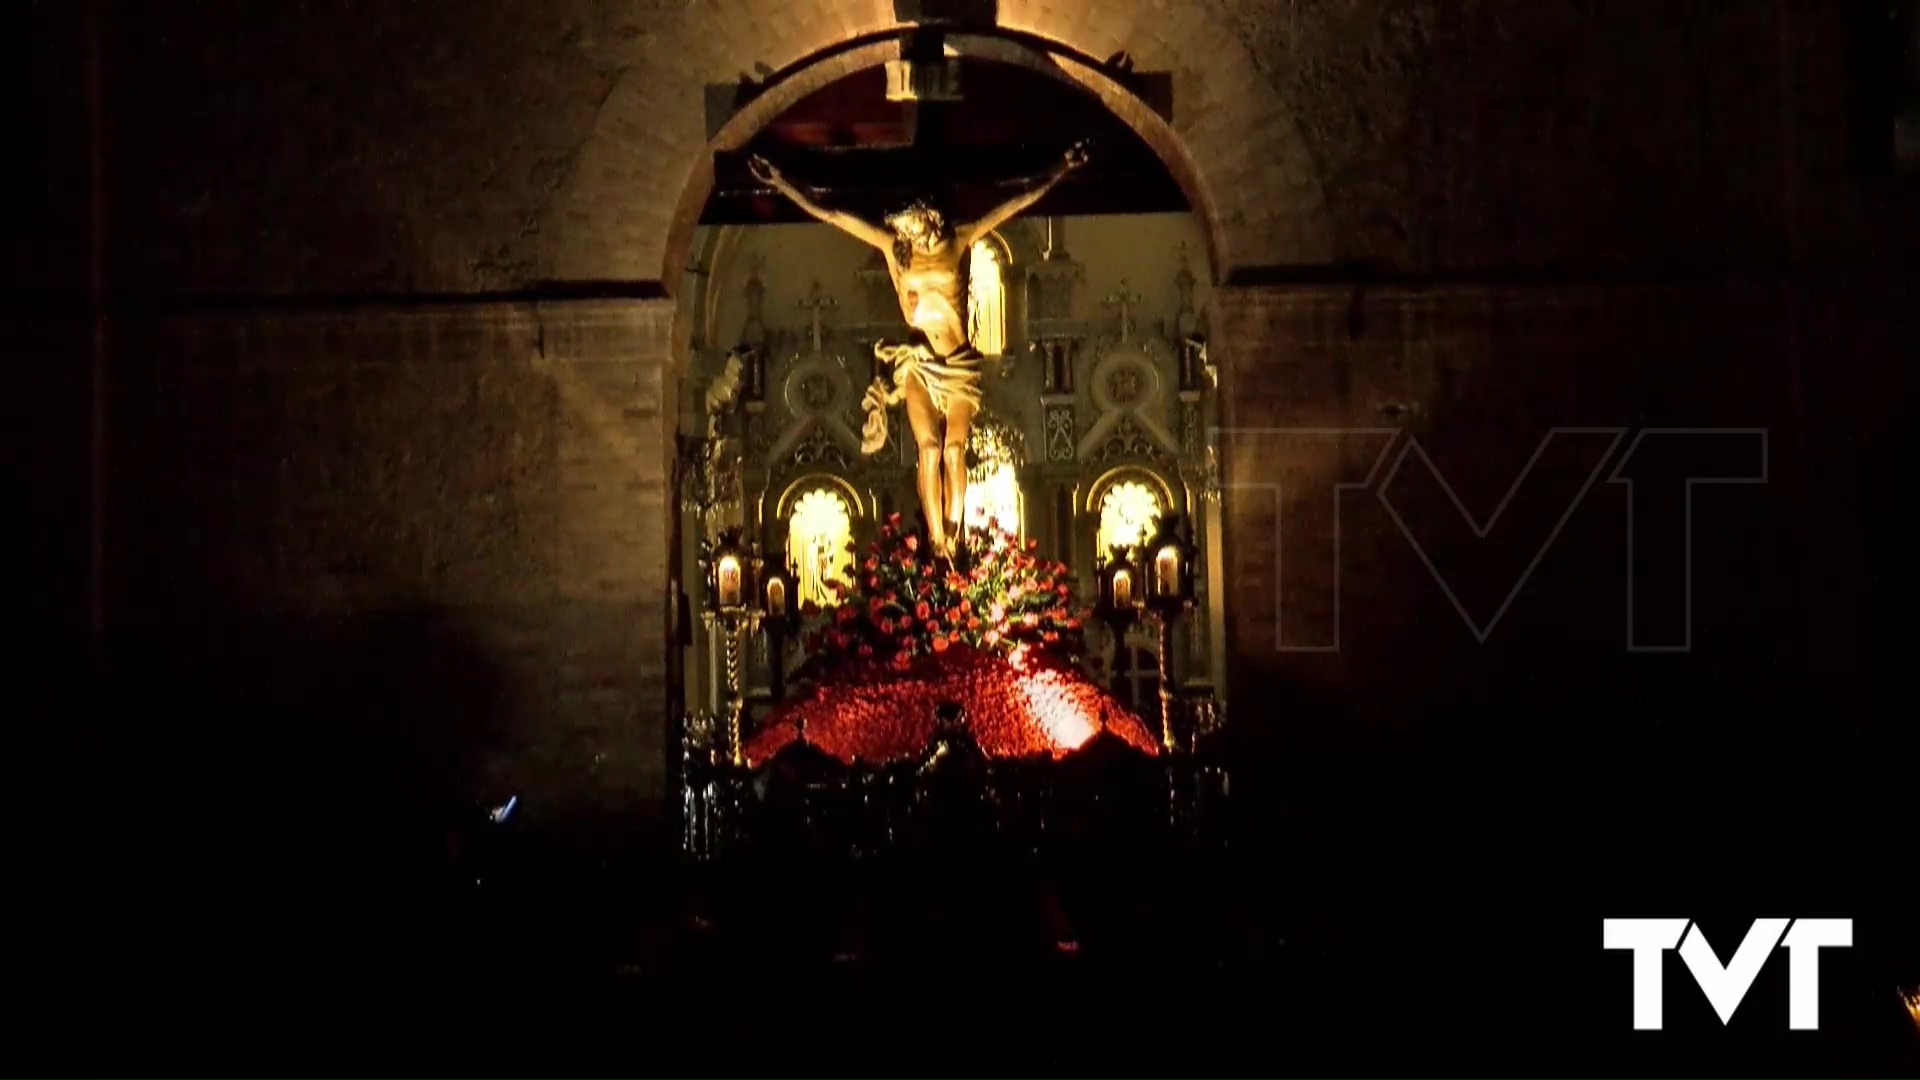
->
886 200 948 235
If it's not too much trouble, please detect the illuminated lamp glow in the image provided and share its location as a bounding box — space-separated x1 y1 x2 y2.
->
1016 666 1097 752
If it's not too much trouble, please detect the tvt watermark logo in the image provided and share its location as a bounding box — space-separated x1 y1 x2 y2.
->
1219 427 1768 650
1604 918 1852 1029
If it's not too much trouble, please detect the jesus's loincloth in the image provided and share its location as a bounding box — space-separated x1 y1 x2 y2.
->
862 341 984 453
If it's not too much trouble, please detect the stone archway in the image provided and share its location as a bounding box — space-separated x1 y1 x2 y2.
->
545 5 1333 290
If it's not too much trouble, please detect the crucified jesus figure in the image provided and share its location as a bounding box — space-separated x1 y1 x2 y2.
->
749 140 1090 557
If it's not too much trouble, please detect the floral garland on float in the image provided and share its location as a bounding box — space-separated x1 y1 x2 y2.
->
744 514 1160 767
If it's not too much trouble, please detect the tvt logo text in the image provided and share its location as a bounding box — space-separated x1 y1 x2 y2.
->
1604 918 1852 1029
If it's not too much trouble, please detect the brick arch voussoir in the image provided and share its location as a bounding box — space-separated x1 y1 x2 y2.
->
553 2 1332 287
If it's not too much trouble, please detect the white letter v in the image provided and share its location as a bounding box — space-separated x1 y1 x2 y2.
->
1677 918 1790 1024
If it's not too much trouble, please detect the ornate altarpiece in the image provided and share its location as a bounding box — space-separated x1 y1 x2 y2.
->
678 219 1226 733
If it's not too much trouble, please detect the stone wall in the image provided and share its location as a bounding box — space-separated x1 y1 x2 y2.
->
100 299 679 844
1209 276 1908 824
101 0 1919 296
33 0 1916 857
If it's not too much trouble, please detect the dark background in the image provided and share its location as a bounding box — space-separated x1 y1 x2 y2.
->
19 0 1916 1072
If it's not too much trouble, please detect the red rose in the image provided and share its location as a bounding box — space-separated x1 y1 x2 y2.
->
898 616 914 631
867 575 880 589
891 652 912 671
836 607 857 625
878 617 894 634
914 601 931 621
959 599 972 615
932 635 950 653
858 644 874 657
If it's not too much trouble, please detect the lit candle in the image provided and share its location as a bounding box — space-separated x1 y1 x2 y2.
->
766 577 786 616
1155 545 1180 597
717 555 742 608
1112 568 1132 609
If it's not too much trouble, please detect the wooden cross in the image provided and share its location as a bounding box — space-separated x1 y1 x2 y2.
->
1103 281 1143 343
799 281 837 354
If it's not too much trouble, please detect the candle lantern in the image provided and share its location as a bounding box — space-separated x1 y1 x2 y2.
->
1095 544 1142 629
699 526 762 768
762 557 795 625
760 550 799 701
1144 514 1196 614
704 527 756 616
1141 514 1195 755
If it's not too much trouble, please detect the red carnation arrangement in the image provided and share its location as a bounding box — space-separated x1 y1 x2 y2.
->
799 514 1090 676
753 515 1157 767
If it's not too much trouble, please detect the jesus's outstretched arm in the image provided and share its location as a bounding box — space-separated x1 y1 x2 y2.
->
957 139 1090 246
749 154 895 251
